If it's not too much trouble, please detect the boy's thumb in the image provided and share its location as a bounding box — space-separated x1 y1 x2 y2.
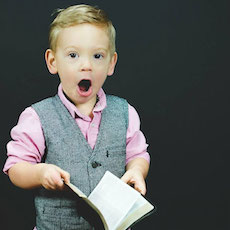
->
59 169 70 183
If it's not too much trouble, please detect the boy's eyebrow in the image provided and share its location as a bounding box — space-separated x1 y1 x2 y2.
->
64 46 109 53
64 46 79 51
93 47 108 52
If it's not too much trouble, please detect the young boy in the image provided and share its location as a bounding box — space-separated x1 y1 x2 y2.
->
3 4 150 229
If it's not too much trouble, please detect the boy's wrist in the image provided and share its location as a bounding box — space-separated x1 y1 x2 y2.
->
126 158 149 179
34 163 47 187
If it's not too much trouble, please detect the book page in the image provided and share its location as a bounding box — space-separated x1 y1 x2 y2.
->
117 195 154 230
65 182 87 198
88 171 141 230
65 182 108 229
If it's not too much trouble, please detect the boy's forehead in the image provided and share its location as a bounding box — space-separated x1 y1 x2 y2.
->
56 23 110 49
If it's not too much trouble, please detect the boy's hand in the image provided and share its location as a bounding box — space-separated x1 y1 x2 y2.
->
121 169 146 195
121 158 149 196
39 163 70 190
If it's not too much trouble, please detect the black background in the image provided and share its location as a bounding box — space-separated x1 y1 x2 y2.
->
0 0 229 229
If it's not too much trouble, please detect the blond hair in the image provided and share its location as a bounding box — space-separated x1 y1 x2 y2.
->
49 4 116 55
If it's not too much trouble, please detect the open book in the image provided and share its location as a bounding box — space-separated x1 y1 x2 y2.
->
65 171 155 230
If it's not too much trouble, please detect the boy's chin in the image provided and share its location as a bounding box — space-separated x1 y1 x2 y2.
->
74 92 98 105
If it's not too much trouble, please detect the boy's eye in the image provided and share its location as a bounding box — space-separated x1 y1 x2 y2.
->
69 53 78 58
94 54 103 59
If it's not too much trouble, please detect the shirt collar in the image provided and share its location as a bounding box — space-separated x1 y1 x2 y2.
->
57 84 107 120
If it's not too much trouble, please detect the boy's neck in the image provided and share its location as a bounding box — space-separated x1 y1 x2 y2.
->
63 91 97 119
75 99 96 119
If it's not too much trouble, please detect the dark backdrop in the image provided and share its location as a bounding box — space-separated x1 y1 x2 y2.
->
0 0 229 229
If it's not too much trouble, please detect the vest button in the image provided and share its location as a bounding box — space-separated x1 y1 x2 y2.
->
91 161 101 168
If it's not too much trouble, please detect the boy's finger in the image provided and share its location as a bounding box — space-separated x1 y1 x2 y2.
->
134 181 146 195
59 169 70 183
120 172 132 183
48 171 63 189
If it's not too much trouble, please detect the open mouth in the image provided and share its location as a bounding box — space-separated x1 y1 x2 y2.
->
78 79 91 92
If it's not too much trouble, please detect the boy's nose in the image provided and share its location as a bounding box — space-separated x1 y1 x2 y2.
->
80 57 92 72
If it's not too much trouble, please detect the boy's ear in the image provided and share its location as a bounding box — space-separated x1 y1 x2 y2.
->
108 52 118 76
45 49 58 74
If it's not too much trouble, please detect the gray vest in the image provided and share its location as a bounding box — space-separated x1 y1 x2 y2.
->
32 94 128 230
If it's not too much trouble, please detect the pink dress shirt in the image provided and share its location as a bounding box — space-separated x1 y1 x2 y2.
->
3 84 150 174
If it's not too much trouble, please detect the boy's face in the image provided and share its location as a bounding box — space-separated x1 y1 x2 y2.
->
45 23 117 107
